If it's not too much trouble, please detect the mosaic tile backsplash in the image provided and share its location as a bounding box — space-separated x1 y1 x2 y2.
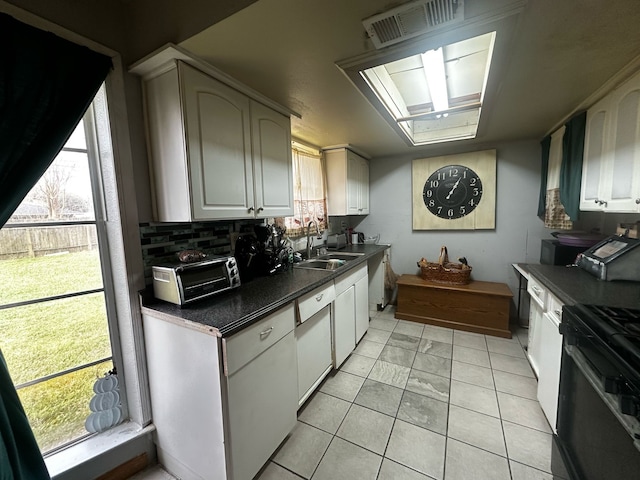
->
139 220 261 285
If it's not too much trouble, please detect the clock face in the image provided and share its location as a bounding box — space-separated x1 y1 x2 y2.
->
422 164 483 219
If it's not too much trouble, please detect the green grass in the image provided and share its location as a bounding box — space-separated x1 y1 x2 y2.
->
0 250 113 453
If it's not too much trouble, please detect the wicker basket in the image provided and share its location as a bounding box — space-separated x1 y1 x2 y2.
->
417 246 472 285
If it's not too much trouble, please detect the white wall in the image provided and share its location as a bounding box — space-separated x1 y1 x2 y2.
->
352 140 548 297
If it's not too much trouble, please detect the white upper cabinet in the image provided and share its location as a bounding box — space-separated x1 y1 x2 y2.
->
581 96 609 210
132 46 293 221
581 70 640 213
250 101 295 218
325 147 370 216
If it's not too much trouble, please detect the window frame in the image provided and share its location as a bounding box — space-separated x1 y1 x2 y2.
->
0 3 153 473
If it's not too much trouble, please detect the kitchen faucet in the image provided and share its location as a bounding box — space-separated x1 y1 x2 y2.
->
306 220 321 259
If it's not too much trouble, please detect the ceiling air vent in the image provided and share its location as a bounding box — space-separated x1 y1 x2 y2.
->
363 0 464 49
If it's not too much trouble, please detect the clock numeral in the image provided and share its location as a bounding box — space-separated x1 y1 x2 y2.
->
448 208 454 218
425 190 433 198
469 198 476 206
470 177 477 186
437 206 442 215
428 199 435 207
460 206 466 215
437 172 446 180
473 188 480 196
449 168 459 178
430 180 439 188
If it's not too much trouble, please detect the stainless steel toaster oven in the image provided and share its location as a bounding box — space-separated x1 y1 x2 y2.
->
152 256 240 305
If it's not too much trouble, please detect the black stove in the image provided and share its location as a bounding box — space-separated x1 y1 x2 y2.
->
558 304 640 480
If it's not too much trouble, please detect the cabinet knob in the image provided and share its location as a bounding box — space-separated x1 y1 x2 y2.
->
248 207 255 213
257 207 264 213
636 198 640 204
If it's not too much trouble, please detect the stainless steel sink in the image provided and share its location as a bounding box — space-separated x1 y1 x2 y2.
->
294 251 365 271
317 252 365 261
294 259 347 271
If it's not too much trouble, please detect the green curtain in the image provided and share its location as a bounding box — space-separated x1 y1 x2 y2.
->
537 135 551 218
0 13 112 226
560 111 587 221
0 13 112 479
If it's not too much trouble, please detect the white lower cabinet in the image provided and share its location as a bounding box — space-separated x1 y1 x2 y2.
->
526 274 565 432
536 310 563 433
526 276 546 377
225 305 298 480
332 264 369 368
142 304 298 480
354 274 369 342
333 285 356 368
142 257 381 479
536 292 564 433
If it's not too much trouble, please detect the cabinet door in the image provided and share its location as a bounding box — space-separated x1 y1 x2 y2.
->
346 151 361 214
181 63 255 220
354 275 369 342
607 82 640 212
527 300 544 378
537 312 563 433
227 331 297 480
358 157 370 214
333 286 356 368
581 97 610 211
251 101 294 218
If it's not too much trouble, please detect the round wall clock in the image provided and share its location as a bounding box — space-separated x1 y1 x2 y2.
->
412 150 496 230
422 164 483 219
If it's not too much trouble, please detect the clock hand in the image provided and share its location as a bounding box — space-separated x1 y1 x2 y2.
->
446 177 462 200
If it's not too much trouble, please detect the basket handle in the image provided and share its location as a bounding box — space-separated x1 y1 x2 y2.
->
438 246 449 266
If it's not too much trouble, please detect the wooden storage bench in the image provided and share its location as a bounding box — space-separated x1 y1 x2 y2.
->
396 274 513 338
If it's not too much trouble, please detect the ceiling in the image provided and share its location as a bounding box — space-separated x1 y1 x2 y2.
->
180 0 640 159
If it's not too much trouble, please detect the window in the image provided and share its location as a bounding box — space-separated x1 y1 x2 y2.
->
280 143 328 237
0 85 123 454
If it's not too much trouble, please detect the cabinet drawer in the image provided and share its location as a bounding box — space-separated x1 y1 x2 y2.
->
546 292 564 324
224 303 295 376
527 275 547 309
334 264 368 295
297 283 335 323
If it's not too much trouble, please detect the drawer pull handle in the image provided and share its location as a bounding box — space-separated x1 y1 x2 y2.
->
259 327 274 339
554 309 562 316
532 286 541 295
315 294 324 302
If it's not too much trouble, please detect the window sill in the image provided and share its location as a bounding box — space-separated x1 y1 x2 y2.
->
45 422 155 479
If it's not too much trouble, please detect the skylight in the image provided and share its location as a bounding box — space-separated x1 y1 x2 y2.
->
360 31 496 145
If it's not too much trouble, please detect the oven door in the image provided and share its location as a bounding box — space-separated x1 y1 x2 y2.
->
557 342 640 480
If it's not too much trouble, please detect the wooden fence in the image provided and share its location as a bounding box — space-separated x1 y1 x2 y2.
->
0 225 97 260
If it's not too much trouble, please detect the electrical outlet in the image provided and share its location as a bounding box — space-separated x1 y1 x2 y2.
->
340 220 347 230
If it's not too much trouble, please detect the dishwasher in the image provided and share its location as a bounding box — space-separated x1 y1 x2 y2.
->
296 282 335 406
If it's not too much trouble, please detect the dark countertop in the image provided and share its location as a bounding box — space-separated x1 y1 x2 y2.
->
523 264 640 309
140 244 389 337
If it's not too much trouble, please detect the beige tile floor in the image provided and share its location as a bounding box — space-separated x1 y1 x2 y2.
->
135 306 569 480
